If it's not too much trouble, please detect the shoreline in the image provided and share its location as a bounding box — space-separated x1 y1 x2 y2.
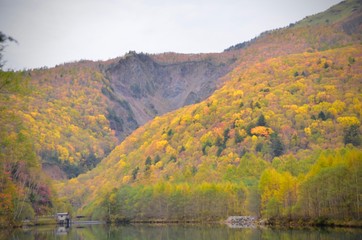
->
261 218 362 229
2 217 362 229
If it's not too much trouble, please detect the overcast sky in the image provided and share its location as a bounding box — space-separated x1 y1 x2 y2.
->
0 0 341 70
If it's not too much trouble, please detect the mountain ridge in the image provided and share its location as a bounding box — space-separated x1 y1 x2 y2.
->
19 0 361 181
1 0 361 225
7 49 237 179
57 0 362 220
60 42 362 222
104 51 235 125
225 0 361 52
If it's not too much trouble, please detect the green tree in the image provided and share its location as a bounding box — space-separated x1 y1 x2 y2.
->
344 125 361 146
318 111 327 121
270 133 284 157
257 114 267 126
132 167 139 180
145 156 152 165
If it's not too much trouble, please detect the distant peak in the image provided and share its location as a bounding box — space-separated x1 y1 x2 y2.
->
116 51 153 65
124 50 138 57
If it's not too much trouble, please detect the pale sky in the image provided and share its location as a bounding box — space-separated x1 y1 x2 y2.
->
0 0 341 70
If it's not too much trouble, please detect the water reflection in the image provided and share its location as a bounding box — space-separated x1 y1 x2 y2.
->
55 226 69 235
3 223 362 240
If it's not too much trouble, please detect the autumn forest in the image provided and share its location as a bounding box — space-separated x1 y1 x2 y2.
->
1 0 361 227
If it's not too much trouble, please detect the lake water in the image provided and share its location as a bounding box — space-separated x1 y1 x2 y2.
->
2 223 362 240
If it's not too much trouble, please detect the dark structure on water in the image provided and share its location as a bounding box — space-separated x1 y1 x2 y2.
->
56 212 70 226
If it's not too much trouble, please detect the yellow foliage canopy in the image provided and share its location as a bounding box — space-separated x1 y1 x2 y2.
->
251 126 274 137
337 116 360 127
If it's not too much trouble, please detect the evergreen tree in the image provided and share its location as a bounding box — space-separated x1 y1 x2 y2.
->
257 114 266 126
318 111 327 121
270 133 284 157
132 167 139 180
145 156 152 165
344 125 361 146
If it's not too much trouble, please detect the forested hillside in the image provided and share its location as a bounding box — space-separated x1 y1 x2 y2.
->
55 0 362 223
7 51 236 179
18 63 120 178
59 42 362 222
4 0 360 181
1 0 361 227
0 71 71 226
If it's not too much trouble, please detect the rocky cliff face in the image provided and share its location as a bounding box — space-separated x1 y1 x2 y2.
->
104 51 234 127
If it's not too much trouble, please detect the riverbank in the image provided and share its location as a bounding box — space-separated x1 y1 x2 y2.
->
1 217 58 228
96 215 362 229
3 216 362 229
106 218 222 225
263 218 362 228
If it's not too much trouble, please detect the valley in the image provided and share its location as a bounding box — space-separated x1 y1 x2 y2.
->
0 0 361 227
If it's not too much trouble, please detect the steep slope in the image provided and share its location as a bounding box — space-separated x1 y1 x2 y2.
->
2 0 361 226
225 0 361 55
58 0 362 222
16 62 120 179
9 0 360 181
104 51 235 125
295 0 361 28
62 44 362 220
0 71 68 226
12 52 236 179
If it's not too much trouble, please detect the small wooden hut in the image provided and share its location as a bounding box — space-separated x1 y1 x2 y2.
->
56 212 70 225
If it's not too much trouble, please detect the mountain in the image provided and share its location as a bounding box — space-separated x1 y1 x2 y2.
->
57 0 362 223
61 45 362 220
103 51 235 126
0 32 236 225
1 0 361 226
295 0 362 28
5 1 361 181
4 50 237 179
225 0 362 52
